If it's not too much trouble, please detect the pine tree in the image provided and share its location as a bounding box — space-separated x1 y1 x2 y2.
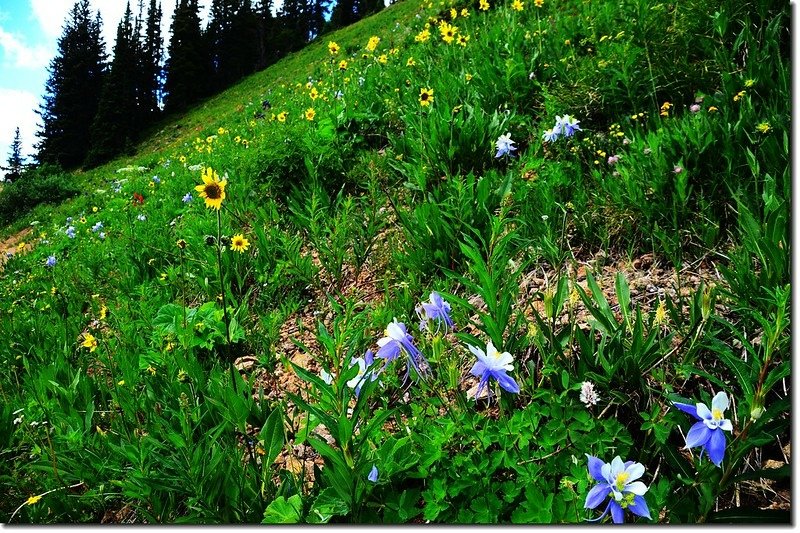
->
86 2 139 167
35 0 107 168
141 0 163 120
3 127 24 182
164 0 211 113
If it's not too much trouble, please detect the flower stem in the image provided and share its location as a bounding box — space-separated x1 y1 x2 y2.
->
216 209 232 349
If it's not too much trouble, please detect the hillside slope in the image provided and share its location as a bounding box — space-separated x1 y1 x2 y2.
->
0 0 790 524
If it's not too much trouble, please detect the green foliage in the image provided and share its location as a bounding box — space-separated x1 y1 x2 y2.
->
0 165 79 224
0 0 789 525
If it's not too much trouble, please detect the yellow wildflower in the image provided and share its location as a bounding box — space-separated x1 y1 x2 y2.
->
328 41 340 55
756 122 771 134
479 0 490 10
82 333 98 352
511 0 524 10
194 167 227 210
231 234 250 253
277 111 287 122
419 87 434 107
366 35 380 52
305 108 316 121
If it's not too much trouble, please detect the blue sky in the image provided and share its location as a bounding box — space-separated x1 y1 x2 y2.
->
0 0 212 163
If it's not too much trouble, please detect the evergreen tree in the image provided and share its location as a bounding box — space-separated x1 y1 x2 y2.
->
86 2 139 167
3 127 24 182
141 0 163 120
35 0 107 168
254 0 278 69
164 0 211 112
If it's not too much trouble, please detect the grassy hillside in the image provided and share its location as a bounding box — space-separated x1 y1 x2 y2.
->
0 0 790 524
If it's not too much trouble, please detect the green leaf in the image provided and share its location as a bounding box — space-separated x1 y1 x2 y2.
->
706 508 789 523
262 495 303 524
308 488 350 523
259 409 285 467
731 464 789 483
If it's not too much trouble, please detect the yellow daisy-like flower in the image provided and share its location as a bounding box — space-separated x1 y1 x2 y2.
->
708 106 718 113
450 7 458 18
744 78 755 87
194 167 227 210
511 0 524 11
92 206 98 213
465 72 473 81
305 108 316 121
756 122 771 134
339 59 348 70
419 87 434 106
733 90 746 102
654 299 668 326
378 54 388 64
415 28 431 42
461 8 470 16
534 0 543 6
231 234 250 253
217 127 227 135
328 41 340 55
277 111 288 122
479 0 490 10
439 21 457 44
366 35 380 52
407 57 416 67
310 87 319 100
82 333 98 352
457 34 470 47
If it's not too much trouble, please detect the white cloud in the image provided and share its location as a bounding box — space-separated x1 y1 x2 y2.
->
0 27 51 69
0 88 41 162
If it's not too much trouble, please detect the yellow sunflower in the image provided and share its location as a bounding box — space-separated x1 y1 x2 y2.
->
328 41 340 55
194 167 227 210
339 59 348 71
305 108 316 121
419 88 434 107
511 0 524 10
277 111 288 122
231 234 250 253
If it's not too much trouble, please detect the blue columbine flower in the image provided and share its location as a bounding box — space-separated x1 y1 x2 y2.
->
45 255 57 267
468 340 520 397
416 291 454 333
555 115 581 137
346 350 379 397
92 221 103 232
98 232 106 240
542 128 559 143
585 455 651 524
182 192 193 203
673 391 733 467
376 319 428 379
152 176 161 184
66 226 76 239
368 465 379 483
495 133 517 158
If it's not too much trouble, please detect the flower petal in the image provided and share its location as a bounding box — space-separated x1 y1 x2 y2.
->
696 402 712 421
685 421 712 449
610 456 625 476
628 495 651 520
468 344 486 359
584 484 611 510
718 419 733 432
586 455 606 482
711 391 729 413
495 370 520 394
673 402 700 420
705 428 727 467
625 481 648 496
609 501 625 524
624 462 645 482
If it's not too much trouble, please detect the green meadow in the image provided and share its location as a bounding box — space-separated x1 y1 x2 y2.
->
0 0 789 523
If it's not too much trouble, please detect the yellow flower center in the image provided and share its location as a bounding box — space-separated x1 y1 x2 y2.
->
712 408 723 421
615 472 629 491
